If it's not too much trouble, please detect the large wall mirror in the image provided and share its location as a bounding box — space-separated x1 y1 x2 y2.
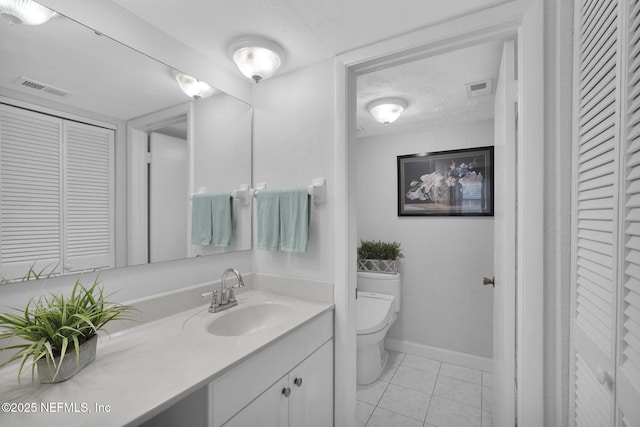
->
0 7 252 283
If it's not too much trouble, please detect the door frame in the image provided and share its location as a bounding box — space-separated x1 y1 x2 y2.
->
334 0 544 425
126 103 193 265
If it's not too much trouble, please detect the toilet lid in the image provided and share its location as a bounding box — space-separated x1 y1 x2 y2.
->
356 292 394 335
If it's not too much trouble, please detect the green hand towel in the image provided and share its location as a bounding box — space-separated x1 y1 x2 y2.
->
211 194 233 247
279 189 310 253
257 190 280 251
191 194 213 245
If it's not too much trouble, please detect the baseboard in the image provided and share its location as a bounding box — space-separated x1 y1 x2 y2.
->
384 337 492 372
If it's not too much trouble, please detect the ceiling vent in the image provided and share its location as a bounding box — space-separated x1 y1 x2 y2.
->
465 78 494 98
13 77 72 98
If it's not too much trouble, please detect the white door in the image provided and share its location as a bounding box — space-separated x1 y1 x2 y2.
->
570 0 620 425
149 132 188 263
289 340 333 427
492 39 517 427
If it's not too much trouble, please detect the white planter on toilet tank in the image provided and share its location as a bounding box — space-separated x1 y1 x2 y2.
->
356 272 401 385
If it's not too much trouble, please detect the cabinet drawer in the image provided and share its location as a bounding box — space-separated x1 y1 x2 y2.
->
209 310 333 427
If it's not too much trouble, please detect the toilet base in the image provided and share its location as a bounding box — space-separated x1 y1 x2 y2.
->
357 340 389 385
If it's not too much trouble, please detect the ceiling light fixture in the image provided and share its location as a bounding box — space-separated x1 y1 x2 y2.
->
229 37 284 83
0 0 56 25
367 97 407 125
173 72 216 100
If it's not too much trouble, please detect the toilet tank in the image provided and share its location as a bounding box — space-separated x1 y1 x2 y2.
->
357 272 401 312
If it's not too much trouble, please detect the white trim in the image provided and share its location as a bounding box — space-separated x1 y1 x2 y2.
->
337 0 531 72
339 1 545 426
517 2 545 425
385 338 493 372
126 103 192 265
333 58 357 427
0 95 117 130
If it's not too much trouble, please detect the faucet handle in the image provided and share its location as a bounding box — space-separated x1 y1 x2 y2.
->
201 290 219 304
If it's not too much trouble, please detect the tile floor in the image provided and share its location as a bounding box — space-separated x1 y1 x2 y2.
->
356 350 493 427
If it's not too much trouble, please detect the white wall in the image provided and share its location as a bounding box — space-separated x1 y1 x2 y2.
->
251 60 337 282
357 120 494 358
191 93 253 256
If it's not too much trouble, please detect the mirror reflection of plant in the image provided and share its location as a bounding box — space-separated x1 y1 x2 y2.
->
0 262 60 285
0 277 135 383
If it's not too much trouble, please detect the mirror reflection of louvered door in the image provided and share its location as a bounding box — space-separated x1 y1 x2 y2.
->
0 103 114 281
571 0 640 426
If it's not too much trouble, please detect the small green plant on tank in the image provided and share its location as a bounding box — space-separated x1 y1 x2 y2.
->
357 240 403 274
358 240 404 260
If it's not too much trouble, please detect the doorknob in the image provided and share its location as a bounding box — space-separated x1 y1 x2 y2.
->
483 277 495 287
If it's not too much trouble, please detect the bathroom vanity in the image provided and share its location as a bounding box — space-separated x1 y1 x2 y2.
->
0 289 334 427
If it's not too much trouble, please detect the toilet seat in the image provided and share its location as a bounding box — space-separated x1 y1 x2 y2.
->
356 291 394 335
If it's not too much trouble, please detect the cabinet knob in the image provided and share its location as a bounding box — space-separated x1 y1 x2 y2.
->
282 387 291 397
294 377 303 387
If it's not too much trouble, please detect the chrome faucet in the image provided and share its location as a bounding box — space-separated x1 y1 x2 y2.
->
202 268 245 313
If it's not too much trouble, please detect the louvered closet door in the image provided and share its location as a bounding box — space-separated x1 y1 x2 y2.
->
0 104 63 281
570 0 620 425
617 0 640 425
63 121 114 273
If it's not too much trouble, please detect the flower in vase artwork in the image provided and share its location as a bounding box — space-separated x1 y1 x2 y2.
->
397 147 494 216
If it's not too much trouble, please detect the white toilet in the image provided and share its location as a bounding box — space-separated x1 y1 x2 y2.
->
356 271 401 385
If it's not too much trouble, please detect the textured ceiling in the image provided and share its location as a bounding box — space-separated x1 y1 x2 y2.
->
357 40 505 137
109 0 511 136
2 1 512 130
111 0 511 77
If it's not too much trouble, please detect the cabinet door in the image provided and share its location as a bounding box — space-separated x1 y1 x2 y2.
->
289 339 333 427
223 376 289 427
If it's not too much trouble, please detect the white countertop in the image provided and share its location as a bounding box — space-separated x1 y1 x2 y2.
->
0 290 334 427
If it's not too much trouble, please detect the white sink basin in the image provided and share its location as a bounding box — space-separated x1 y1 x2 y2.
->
207 303 294 336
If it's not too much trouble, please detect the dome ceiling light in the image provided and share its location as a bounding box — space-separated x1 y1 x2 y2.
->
229 37 284 83
367 97 407 125
0 0 57 25
173 72 215 100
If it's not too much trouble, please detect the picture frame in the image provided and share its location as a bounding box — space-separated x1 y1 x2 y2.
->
397 146 494 216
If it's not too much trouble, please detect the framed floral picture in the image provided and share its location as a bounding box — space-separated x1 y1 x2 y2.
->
397 146 494 216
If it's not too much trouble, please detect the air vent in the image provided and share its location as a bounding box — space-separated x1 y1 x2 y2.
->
13 77 72 98
465 78 494 98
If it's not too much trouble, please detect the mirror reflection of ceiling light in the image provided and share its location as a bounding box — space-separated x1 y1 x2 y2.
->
367 98 407 125
0 0 56 25
173 72 216 100
229 37 284 83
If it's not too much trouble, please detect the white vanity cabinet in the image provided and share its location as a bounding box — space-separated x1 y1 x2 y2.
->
209 310 333 427
224 339 333 427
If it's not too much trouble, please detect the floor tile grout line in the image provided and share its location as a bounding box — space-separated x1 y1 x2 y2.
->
361 350 490 426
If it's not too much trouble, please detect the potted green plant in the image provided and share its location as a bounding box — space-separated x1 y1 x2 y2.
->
0 277 133 383
357 240 403 274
